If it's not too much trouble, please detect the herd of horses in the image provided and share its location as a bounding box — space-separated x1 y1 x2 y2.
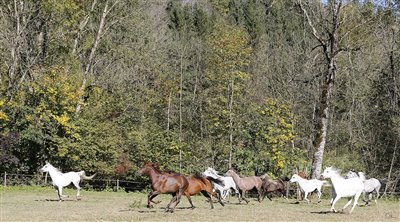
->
39 162 385 214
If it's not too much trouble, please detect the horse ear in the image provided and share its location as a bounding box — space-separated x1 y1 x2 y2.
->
45 161 49 164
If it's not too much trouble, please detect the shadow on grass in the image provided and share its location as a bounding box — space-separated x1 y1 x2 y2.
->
310 211 346 214
35 199 77 202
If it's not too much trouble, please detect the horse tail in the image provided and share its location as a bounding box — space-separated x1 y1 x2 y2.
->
378 179 387 188
206 176 225 187
79 171 96 180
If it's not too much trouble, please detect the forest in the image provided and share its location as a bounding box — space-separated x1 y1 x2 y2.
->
0 0 399 193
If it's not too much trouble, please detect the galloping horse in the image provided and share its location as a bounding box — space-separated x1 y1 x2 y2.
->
39 162 96 201
289 174 326 203
225 169 263 204
202 167 240 202
136 162 188 213
260 175 288 201
322 167 364 214
184 174 225 209
346 170 383 205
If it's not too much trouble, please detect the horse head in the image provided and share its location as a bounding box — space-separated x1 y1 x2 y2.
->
290 174 300 183
345 170 358 179
136 162 153 176
225 169 237 177
39 162 52 173
321 166 341 179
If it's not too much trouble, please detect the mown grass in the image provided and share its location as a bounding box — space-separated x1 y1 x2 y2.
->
1 186 399 221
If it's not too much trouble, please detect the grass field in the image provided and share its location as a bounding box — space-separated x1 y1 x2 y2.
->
1 186 399 221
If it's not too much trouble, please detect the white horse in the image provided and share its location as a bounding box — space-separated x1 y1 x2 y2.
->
289 174 327 203
322 167 364 213
202 167 240 201
40 162 96 201
345 170 382 205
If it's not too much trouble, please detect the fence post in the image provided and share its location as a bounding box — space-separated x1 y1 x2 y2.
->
4 172 6 187
116 179 119 191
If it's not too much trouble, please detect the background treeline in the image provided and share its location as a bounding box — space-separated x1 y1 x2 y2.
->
0 0 399 192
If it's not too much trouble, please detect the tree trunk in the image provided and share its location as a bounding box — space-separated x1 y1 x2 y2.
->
72 0 97 54
76 1 109 114
228 79 234 169
299 0 342 179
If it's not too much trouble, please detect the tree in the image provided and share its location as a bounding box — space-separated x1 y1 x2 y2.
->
298 0 345 179
205 22 252 168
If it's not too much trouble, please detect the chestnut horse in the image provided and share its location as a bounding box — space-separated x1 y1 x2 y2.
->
260 175 289 201
135 162 188 213
225 169 263 203
184 174 225 209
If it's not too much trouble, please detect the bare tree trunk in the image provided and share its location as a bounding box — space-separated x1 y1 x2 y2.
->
383 140 397 198
167 91 172 133
299 0 342 179
228 79 234 169
73 0 97 54
76 1 118 114
7 0 22 100
178 45 186 172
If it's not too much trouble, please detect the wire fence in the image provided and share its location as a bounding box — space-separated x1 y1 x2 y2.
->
1 172 400 199
1 172 148 192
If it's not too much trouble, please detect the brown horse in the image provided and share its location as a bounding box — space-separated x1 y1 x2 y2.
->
260 175 289 201
225 169 263 203
135 162 188 213
184 174 225 209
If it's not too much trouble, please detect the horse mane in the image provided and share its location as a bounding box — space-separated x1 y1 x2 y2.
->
46 162 63 174
193 172 204 179
207 167 218 175
144 162 184 176
358 172 366 181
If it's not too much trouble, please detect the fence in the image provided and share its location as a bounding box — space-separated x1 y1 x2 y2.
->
2 172 400 199
1 172 148 192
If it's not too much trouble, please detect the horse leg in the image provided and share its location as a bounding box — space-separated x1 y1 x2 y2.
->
147 191 159 208
241 190 249 204
362 191 369 205
165 193 176 212
166 194 178 213
267 193 272 201
184 192 195 209
375 189 379 203
54 186 62 201
350 192 361 214
304 192 310 203
330 196 341 212
168 189 185 213
73 181 81 200
210 188 224 206
342 197 353 211
150 193 161 205
222 189 228 201
317 189 322 203
281 189 288 201
257 189 263 202
201 190 215 209
57 186 67 201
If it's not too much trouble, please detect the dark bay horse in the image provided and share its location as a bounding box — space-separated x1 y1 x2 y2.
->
260 175 289 201
184 174 225 209
225 169 263 203
135 162 188 213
